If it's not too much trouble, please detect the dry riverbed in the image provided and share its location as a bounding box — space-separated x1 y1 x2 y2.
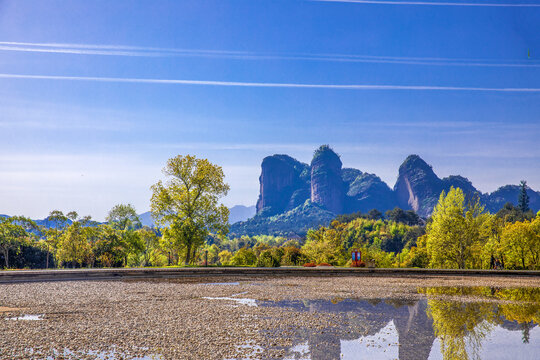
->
0 275 538 359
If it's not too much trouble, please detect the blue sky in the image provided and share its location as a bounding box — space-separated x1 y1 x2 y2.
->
1 0 539 220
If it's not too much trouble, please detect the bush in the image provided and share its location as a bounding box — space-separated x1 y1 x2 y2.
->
256 249 281 267
281 246 304 266
317 263 332 267
303 262 316 267
230 248 257 266
2 244 52 269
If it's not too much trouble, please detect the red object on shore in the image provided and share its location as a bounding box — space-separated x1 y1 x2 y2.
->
351 249 363 267
303 263 317 267
317 263 332 267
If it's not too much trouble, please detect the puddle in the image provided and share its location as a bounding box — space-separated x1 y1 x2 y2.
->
254 287 540 360
26 347 163 360
6 314 43 321
418 285 540 304
203 296 257 307
225 343 264 360
200 282 240 286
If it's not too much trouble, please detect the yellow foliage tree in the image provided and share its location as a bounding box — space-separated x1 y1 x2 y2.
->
426 187 491 269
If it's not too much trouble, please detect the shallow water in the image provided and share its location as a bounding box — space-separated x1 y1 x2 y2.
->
203 294 258 307
50 349 162 360
258 286 540 360
6 314 43 321
200 281 241 286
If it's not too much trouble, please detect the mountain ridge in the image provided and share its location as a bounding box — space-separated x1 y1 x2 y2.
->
230 146 540 236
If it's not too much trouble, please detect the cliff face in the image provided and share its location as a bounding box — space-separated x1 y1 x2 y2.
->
393 156 487 217
394 155 443 217
250 146 540 227
345 172 397 213
310 146 345 214
256 155 310 216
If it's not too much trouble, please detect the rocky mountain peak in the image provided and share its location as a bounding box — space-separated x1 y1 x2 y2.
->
394 155 443 217
256 154 310 216
310 145 345 214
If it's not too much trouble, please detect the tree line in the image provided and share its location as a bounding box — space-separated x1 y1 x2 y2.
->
1 155 538 270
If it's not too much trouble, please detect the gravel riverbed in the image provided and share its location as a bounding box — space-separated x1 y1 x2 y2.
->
0 275 538 359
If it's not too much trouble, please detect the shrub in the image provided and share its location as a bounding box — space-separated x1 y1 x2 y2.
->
256 249 280 267
303 262 316 267
317 263 332 267
281 246 304 266
230 248 257 266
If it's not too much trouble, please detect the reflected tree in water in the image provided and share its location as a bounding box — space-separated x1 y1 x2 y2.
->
422 286 540 359
423 287 496 360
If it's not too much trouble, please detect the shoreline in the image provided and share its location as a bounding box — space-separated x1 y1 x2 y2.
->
1 266 539 284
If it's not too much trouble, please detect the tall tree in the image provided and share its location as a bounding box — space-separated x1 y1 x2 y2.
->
137 227 160 266
518 180 530 213
426 187 491 269
501 219 539 269
56 215 92 268
150 155 230 265
43 210 70 269
106 204 143 265
106 204 141 231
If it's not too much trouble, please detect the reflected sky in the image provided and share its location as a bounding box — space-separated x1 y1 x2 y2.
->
258 287 540 360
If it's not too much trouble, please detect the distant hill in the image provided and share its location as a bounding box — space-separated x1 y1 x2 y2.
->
230 145 540 236
138 211 155 228
228 205 256 224
137 205 256 228
230 201 334 237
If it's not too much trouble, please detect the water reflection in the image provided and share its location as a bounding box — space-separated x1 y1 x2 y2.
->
420 286 540 360
258 287 540 360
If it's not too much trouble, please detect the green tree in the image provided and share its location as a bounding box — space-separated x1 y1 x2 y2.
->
230 247 257 266
482 215 505 269
385 207 421 226
137 227 160 266
501 220 538 269
281 246 304 266
256 249 280 267
518 180 530 213
496 202 531 223
92 226 127 267
367 209 383 220
302 225 345 265
150 155 230 264
0 217 35 268
204 243 221 265
107 204 145 265
426 187 491 269
106 204 144 265
56 217 92 268
218 250 232 265
43 210 70 269
106 204 141 230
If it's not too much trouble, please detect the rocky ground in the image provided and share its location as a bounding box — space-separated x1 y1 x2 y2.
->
0 275 538 359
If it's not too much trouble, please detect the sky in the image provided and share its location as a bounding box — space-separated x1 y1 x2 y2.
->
1 0 539 220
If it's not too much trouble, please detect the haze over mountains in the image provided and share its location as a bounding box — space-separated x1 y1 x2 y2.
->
137 205 256 228
1 205 257 229
230 145 540 236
